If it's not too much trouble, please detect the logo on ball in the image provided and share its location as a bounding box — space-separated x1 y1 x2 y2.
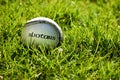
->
29 32 56 40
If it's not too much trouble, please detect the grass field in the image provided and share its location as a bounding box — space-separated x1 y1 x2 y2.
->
0 0 120 80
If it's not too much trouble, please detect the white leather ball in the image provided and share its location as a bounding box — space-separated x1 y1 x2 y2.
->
22 17 63 49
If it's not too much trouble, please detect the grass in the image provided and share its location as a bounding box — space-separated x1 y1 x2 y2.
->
0 0 120 80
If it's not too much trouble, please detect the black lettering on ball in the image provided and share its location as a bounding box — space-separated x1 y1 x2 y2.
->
29 32 56 40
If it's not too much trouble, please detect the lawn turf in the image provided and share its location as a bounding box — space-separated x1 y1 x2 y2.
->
0 0 120 80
